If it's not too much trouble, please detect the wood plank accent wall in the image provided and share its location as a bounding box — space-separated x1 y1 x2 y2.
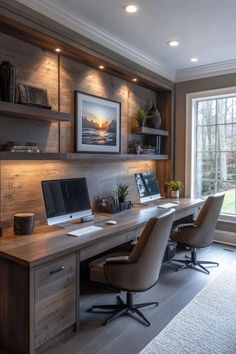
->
0 160 156 231
0 32 171 233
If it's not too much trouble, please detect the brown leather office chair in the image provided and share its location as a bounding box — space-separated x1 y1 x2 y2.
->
88 209 175 326
171 193 225 274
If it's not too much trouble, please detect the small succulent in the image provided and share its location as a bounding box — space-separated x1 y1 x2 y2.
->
136 107 148 124
168 180 183 191
116 183 129 198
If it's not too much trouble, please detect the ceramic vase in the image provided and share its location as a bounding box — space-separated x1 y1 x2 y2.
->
0 61 17 102
171 190 180 198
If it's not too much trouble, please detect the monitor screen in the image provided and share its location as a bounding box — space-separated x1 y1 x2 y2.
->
135 172 161 203
41 178 92 225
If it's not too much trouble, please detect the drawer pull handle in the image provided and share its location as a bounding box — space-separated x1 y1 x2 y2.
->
50 266 65 275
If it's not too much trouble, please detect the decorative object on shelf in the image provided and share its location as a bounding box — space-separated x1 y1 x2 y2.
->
145 104 162 129
0 61 17 102
1 141 40 153
97 195 132 214
135 107 148 127
168 180 183 198
135 143 143 155
116 183 129 203
75 91 121 154
18 83 51 109
14 213 35 235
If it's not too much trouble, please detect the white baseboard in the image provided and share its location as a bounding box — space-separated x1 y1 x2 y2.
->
214 229 236 246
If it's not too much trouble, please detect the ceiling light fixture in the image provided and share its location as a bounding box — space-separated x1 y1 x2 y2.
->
132 78 138 82
98 65 105 69
167 40 179 47
190 58 198 63
125 4 138 13
55 48 61 52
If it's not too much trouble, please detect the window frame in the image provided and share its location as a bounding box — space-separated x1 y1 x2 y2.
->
185 86 236 221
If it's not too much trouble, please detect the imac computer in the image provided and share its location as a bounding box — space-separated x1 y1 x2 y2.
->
135 172 161 203
41 177 92 225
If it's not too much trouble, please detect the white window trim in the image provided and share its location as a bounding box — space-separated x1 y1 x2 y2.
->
185 86 236 221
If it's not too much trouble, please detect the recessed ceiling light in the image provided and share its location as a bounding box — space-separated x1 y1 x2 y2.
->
55 48 61 52
125 4 138 13
167 40 179 47
98 65 105 69
190 58 198 63
132 78 138 82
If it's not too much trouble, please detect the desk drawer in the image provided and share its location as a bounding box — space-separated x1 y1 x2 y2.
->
35 253 76 348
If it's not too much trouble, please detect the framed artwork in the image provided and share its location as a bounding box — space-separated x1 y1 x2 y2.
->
75 91 121 153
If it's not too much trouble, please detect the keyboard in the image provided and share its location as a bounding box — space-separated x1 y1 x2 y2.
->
67 225 103 237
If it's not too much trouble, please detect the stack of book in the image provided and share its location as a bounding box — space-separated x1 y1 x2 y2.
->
1 141 40 153
142 147 156 155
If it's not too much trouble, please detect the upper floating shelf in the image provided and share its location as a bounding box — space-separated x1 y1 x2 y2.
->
0 101 72 123
131 127 169 136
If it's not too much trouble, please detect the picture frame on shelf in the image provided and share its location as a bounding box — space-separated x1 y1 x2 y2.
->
75 91 121 154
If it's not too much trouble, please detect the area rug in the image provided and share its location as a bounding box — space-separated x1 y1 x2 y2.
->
140 264 236 354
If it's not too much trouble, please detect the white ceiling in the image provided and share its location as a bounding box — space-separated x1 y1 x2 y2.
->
17 0 236 82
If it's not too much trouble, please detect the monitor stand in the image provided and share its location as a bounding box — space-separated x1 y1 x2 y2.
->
55 219 81 229
134 196 165 207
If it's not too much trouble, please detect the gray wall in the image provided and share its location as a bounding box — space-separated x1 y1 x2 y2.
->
175 72 236 186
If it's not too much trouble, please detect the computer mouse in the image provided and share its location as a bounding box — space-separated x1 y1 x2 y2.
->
105 220 117 225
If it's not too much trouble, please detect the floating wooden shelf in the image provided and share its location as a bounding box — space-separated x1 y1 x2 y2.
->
0 152 168 161
0 152 67 160
66 153 168 161
0 101 72 122
131 127 169 136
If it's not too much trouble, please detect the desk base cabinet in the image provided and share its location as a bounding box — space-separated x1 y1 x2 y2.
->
0 252 78 354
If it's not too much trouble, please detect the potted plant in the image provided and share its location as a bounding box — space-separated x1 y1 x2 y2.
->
168 180 183 198
117 183 129 204
136 107 147 127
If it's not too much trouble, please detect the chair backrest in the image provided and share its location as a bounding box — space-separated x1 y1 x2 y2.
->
183 193 225 247
105 209 175 292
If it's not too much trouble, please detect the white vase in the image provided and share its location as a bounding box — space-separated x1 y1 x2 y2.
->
171 190 179 198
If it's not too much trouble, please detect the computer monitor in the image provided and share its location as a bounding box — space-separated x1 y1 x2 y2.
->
41 178 92 225
135 172 161 203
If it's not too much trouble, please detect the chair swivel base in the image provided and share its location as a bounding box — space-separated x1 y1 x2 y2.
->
87 292 158 326
172 248 219 274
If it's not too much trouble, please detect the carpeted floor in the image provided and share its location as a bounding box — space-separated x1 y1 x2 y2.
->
140 264 236 354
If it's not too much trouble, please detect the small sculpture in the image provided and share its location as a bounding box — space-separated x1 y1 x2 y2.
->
145 104 162 129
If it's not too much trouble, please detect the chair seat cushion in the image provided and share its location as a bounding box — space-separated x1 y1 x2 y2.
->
89 252 130 284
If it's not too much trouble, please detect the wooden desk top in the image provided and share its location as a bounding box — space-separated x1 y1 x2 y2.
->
0 198 203 268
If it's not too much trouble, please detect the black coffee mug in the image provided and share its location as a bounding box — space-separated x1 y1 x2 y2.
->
14 213 35 235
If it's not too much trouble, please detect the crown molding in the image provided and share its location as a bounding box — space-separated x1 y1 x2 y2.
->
16 0 175 81
176 59 236 82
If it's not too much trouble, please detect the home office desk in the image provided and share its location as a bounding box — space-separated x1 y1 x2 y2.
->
0 198 203 354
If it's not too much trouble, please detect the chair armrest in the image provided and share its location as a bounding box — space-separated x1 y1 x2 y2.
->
177 223 197 229
105 256 135 265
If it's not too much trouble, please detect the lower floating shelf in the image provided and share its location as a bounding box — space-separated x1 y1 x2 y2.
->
0 152 169 161
66 153 168 161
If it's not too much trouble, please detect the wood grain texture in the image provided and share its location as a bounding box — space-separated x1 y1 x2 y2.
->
0 200 203 267
0 101 72 122
0 32 59 153
0 200 203 353
0 257 30 354
0 1 174 91
0 31 172 233
0 159 156 231
35 253 76 308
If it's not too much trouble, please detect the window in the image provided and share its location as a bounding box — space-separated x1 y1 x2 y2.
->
186 87 236 218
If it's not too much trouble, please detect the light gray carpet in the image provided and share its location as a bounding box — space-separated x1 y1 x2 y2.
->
140 264 236 354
